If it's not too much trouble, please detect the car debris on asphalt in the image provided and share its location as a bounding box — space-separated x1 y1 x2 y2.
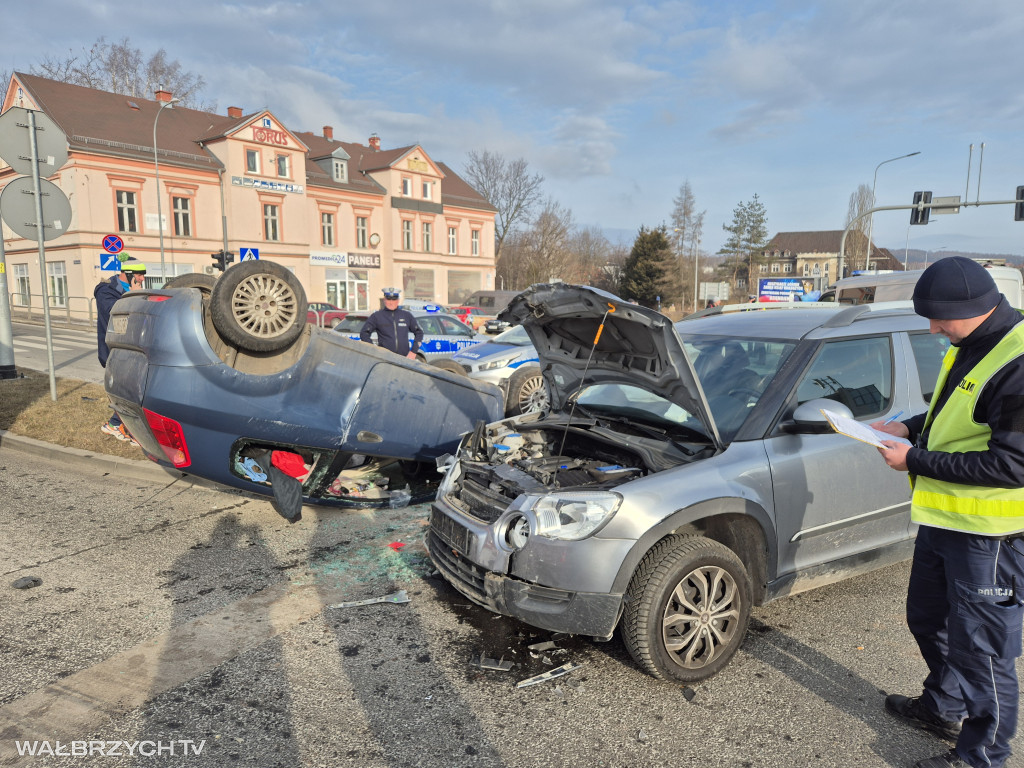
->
473 653 514 672
327 590 411 609
11 576 42 590
515 662 583 689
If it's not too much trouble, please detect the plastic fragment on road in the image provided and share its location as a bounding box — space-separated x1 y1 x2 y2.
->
11 576 42 590
387 541 406 550
327 590 410 609
515 662 583 689
474 653 513 672
388 486 412 508
527 640 557 651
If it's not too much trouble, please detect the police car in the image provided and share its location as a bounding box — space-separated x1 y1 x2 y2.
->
335 310 488 360
450 324 547 415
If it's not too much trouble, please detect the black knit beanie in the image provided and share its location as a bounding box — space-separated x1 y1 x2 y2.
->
912 256 1000 320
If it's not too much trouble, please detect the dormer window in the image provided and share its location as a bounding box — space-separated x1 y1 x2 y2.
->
333 159 348 183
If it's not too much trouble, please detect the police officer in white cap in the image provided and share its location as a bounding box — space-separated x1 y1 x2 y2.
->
359 287 423 359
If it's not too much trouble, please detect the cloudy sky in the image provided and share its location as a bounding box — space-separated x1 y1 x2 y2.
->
4 0 1024 257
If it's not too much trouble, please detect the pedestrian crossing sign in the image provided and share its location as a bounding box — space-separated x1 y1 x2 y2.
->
240 248 259 261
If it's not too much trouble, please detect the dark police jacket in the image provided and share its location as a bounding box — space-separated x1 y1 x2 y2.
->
359 308 423 356
94 275 127 367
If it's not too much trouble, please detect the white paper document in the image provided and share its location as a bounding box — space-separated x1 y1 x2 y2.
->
820 408 912 449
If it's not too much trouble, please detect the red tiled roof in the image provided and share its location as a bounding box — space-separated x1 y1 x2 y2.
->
765 229 884 258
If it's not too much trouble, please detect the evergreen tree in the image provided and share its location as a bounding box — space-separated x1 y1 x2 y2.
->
619 227 677 309
717 194 769 292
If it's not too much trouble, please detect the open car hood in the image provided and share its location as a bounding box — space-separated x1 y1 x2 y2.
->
500 284 722 449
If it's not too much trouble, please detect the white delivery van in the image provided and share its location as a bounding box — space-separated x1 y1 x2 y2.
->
820 266 1022 308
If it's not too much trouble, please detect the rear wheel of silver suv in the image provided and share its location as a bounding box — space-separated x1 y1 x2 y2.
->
622 535 752 682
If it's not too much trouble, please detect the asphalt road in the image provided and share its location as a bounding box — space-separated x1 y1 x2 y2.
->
8 321 104 384
1 446 1023 768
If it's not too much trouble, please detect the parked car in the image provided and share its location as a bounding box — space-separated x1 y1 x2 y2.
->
102 262 503 518
306 301 348 328
483 317 512 334
336 310 488 362
450 324 546 416
448 305 487 330
819 265 1023 306
428 283 949 682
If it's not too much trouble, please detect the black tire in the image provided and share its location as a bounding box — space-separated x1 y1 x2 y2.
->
430 358 468 376
505 365 548 416
209 260 307 353
621 535 752 683
163 272 217 295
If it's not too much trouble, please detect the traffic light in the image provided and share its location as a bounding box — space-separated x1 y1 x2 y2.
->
224 250 235 266
1015 186 1024 222
910 191 932 225
211 250 227 271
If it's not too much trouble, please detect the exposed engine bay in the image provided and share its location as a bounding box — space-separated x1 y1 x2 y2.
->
445 413 711 523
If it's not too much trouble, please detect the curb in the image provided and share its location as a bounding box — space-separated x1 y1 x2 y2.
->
0 429 192 486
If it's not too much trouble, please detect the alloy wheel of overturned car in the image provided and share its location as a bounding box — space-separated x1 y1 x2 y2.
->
210 260 307 353
622 535 752 683
506 365 549 416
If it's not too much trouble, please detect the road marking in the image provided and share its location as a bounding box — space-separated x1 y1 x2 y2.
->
11 340 74 352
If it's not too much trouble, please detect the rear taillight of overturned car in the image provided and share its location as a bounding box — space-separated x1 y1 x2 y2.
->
143 408 191 468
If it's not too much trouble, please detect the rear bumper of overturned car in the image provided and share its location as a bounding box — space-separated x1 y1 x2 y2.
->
425 512 624 639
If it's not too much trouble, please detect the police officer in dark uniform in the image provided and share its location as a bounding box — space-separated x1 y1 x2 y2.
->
359 287 424 359
874 257 1024 768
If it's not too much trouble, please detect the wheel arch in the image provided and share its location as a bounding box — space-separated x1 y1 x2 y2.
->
610 498 775 606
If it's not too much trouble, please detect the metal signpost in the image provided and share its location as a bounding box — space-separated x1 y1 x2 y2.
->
0 107 70 398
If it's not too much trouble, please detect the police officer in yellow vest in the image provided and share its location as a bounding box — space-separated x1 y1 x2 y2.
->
874 257 1024 768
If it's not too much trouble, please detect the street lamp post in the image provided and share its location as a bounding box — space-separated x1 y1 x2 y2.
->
865 151 921 272
153 97 180 285
925 246 948 267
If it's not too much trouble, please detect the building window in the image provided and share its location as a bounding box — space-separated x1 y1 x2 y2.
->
448 271 479 305
784 262 793 273
276 154 289 178
47 262 68 308
172 197 192 237
116 190 138 233
802 263 809 277
246 149 259 173
333 159 347 183
12 264 30 307
471 230 480 256
263 204 280 241
759 263 768 273
423 181 432 199
402 178 412 196
771 263 780 273
402 220 413 250
448 227 457 255
402 268 435 301
356 216 368 248
422 222 432 252
321 212 334 246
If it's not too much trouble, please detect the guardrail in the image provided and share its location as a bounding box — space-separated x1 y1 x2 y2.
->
8 293 95 327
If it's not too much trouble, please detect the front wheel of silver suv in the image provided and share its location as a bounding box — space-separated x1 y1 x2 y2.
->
621 535 752 682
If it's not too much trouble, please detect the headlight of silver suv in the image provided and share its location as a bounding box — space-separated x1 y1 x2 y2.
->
527 491 622 540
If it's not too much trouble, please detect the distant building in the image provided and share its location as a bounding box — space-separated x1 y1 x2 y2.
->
760 230 903 289
0 73 496 317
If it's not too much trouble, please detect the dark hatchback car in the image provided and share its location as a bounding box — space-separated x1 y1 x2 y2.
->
103 262 503 516
428 284 948 682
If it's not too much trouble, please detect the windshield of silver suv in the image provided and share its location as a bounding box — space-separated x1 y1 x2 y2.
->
681 335 797 440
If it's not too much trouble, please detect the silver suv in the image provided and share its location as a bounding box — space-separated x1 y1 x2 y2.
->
427 284 949 682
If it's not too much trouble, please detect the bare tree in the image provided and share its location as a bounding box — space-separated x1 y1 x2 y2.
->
463 150 544 261
846 183 874 271
32 37 213 110
498 199 574 289
670 181 706 310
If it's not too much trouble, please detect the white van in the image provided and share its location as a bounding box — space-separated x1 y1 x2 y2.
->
820 266 1022 308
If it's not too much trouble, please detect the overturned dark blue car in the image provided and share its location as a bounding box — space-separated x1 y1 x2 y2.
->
103 261 503 519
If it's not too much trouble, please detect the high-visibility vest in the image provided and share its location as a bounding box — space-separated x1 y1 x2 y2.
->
911 323 1024 534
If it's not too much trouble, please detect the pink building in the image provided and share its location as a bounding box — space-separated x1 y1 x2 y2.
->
0 73 496 318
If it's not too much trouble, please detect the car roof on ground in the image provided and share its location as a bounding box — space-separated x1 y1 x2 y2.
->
675 302 925 341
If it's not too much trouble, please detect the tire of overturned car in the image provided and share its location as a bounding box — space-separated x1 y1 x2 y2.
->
429 358 468 376
210 260 308 353
621 535 752 683
505 365 549 416
163 272 217 295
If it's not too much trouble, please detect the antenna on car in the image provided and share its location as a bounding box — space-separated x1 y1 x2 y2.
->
554 302 616 484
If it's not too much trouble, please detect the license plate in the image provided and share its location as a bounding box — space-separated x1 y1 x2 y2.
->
112 315 128 334
431 508 470 555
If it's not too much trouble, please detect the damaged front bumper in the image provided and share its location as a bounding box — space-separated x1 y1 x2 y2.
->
426 504 625 639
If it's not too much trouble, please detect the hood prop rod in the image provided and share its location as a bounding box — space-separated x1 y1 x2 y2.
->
553 303 616 486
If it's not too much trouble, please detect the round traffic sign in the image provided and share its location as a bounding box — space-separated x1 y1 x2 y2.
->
0 107 69 177
0 176 73 242
103 234 125 254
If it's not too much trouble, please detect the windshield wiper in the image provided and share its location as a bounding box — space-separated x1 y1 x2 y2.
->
574 405 705 456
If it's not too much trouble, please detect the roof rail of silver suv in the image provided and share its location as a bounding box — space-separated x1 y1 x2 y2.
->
821 300 916 328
